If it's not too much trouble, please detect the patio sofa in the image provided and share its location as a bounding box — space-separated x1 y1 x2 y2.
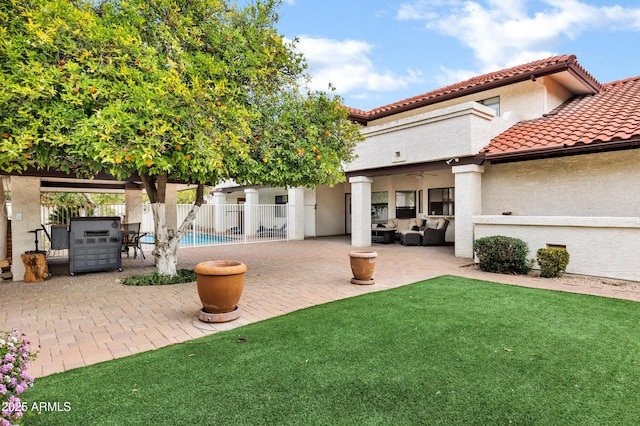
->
372 218 449 246
421 218 449 246
373 218 424 245
374 217 449 246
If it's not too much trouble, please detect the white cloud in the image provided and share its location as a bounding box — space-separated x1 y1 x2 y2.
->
294 36 423 97
398 0 640 73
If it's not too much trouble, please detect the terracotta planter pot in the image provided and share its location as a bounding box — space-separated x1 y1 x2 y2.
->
195 260 247 323
348 250 377 285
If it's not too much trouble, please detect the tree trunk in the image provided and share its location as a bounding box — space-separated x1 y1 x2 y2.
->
150 201 202 276
141 173 206 277
82 193 100 216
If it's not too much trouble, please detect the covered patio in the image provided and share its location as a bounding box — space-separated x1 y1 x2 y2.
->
1 237 639 378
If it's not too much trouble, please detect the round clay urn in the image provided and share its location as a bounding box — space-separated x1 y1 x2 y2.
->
348 250 377 285
195 260 247 323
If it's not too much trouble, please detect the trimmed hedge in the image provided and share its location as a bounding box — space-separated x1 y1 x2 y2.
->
121 269 196 286
536 248 571 278
474 235 533 274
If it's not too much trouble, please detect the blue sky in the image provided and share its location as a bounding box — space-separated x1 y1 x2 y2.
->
265 0 640 111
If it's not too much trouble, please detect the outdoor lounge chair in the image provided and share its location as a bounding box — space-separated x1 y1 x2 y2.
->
421 219 449 246
256 223 287 238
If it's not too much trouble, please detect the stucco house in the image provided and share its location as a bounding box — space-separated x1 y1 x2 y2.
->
3 54 639 282
218 54 640 282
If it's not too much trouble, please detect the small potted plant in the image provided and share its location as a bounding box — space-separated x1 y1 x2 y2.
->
348 250 377 285
194 260 247 323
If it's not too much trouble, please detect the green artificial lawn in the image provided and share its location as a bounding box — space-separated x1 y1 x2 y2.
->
23 276 640 425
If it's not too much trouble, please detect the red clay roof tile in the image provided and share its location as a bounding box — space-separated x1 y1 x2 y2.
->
484 76 640 158
347 54 601 123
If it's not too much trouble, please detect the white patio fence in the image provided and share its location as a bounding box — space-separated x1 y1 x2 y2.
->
40 202 288 252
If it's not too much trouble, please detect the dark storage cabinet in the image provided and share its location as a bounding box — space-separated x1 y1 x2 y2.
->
68 217 122 275
51 225 69 250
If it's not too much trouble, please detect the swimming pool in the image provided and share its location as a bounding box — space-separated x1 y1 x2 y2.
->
141 233 233 246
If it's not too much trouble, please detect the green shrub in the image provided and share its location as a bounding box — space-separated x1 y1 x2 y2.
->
121 269 196 286
536 248 571 278
474 235 533 274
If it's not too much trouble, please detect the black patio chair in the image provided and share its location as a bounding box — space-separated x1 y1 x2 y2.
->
121 222 146 260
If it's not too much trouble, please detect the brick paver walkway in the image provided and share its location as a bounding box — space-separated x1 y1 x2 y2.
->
1 237 638 378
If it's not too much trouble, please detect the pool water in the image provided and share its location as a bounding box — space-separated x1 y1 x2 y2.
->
140 233 233 246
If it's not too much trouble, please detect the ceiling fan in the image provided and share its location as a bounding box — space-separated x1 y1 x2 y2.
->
406 171 437 179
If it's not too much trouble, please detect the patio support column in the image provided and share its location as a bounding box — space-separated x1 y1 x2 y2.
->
10 176 41 281
349 176 373 247
287 186 304 240
212 191 227 233
452 164 484 258
165 183 178 234
124 186 143 224
244 188 258 237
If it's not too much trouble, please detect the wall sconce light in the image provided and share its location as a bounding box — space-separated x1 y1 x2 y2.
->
445 158 459 165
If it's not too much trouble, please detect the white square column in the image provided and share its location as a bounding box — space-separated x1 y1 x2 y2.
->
244 188 259 237
165 183 178 233
452 164 484 258
349 176 373 247
212 191 227 233
287 187 305 240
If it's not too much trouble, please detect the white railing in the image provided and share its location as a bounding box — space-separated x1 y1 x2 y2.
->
173 203 288 247
41 202 288 251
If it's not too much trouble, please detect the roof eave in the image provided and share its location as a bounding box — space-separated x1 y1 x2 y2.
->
348 57 602 124
485 139 640 164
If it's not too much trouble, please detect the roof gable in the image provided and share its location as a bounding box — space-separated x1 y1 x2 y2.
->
348 54 601 124
484 76 640 160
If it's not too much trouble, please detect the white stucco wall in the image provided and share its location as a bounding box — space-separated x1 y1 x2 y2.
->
482 150 640 217
315 184 347 236
366 78 570 126
474 216 640 282
348 103 495 172
478 149 640 281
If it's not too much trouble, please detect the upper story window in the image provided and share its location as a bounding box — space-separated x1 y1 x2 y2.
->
480 96 500 117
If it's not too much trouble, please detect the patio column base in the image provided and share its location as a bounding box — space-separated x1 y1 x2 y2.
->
198 306 241 323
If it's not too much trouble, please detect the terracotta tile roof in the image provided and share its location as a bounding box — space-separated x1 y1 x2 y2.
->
484 76 640 159
348 54 601 123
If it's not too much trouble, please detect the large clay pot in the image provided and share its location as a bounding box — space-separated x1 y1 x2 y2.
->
195 260 247 323
348 250 377 285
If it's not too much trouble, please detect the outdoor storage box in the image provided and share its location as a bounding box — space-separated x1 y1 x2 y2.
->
68 217 122 275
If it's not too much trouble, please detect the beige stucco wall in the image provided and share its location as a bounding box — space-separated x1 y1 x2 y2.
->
315 184 348 237
10 176 42 281
482 150 640 217
478 149 640 281
347 78 572 175
474 216 640 282
367 77 571 126
348 102 495 173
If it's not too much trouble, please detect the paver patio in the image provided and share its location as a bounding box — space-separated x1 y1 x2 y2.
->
1 236 638 378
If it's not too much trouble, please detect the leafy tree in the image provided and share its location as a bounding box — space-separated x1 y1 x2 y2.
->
0 0 361 275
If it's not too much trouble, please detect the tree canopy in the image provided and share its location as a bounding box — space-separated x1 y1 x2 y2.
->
0 0 362 275
0 0 361 194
